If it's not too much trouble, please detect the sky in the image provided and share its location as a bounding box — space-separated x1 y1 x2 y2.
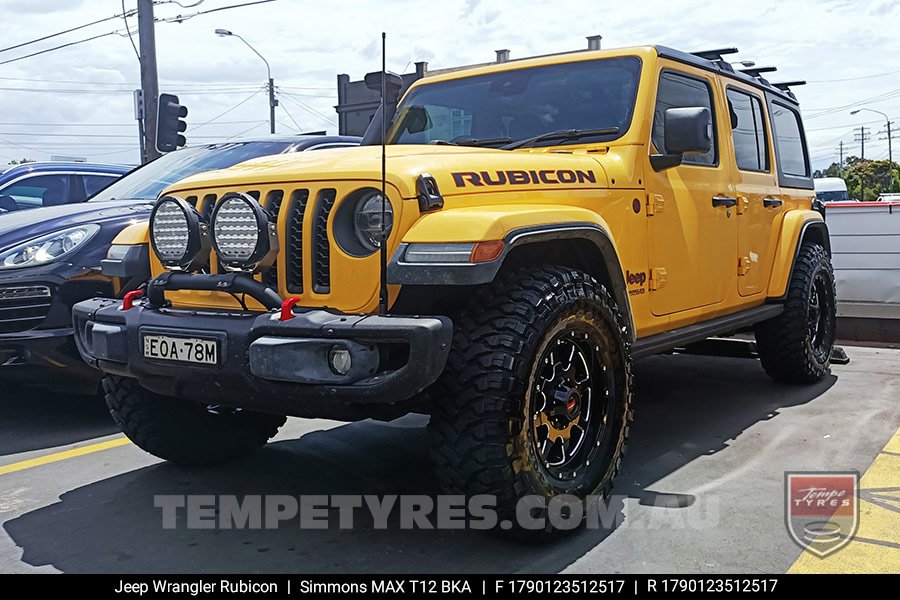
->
0 0 897 170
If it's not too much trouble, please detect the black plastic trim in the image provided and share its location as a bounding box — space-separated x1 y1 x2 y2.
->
388 222 635 342
632 304 783 358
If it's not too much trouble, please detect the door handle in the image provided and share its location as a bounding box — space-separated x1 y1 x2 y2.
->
712 196 738 208
763 197 784 208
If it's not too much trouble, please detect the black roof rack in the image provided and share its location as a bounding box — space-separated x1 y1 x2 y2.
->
690 47 738 61
771 80 806 91
739 66 777 77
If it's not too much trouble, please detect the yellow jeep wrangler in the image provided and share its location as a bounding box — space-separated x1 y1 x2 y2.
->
74 45 835 531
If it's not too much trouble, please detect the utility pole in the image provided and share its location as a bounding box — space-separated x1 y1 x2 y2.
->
268 77 276 134
880 120 896 192
138 0 160 163
855 125 870 160
837 140 844 177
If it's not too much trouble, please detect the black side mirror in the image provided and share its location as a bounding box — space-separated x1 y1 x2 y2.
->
650 106 712 171
364 71 403 104
361 71 404 146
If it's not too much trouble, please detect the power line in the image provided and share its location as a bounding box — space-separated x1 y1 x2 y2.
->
0 0 277 68
0 11 134 55
122 0 141 62
191 88 265 131
807 68 900 84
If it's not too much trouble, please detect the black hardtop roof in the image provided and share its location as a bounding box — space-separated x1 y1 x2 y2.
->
654 45 802 105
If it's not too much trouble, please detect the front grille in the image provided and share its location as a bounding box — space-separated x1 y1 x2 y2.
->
312 189 336 293
285 189 309 294
262 190 285 289
0 286 52 334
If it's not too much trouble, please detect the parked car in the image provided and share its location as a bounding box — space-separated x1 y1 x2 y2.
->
0 135 359 393
0 162 131 212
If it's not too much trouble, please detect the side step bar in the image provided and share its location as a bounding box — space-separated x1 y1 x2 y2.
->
632 304 783 359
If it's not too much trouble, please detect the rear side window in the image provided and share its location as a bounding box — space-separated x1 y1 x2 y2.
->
727 88 769 172
770 101 809 178
82 174 118 197
652 71 717 166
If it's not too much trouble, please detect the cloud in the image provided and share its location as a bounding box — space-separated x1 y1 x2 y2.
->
0 0 896 169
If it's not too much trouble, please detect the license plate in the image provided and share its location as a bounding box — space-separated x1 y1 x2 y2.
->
142 334 218 365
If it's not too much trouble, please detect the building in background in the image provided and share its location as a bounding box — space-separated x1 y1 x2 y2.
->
334 35 604 136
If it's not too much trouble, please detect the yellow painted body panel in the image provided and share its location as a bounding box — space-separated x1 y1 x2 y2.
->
766 210 824 299
145 45 818 341
113 222 150 245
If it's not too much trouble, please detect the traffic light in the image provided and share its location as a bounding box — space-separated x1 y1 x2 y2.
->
156 93 187 153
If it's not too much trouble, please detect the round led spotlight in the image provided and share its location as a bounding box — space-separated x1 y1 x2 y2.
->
210 192 278 272
149 196 209 271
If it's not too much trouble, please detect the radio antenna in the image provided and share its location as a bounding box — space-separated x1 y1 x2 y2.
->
378 31 389 315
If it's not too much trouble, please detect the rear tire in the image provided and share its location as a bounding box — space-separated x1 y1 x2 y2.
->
428 266 633 536
103 375 286 466
754 242 836 384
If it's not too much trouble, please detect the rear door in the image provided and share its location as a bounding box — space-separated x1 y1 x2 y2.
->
645 66 738 316
724 84 784 297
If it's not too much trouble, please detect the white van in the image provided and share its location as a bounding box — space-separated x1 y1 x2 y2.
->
815 177 852 202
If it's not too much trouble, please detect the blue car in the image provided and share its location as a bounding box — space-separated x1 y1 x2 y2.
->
0 162 131 212
0 135 359 392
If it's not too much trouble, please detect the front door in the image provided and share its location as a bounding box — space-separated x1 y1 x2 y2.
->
645 67 738 316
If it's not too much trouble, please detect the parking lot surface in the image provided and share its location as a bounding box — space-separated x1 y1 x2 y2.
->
0 346 897 574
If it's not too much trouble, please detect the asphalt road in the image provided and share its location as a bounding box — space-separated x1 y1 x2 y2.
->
0 346 897 574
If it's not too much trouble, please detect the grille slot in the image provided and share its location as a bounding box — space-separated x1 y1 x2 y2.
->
312 189 336 294
0 286 52 334
200 193 217 222
285 189 310 294
262 190 285 289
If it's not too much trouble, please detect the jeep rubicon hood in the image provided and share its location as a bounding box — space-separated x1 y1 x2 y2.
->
166 144 613 199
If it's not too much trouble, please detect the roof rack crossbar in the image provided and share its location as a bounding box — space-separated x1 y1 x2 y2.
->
690 47 739 61
739 66 777 77
771 80 806 90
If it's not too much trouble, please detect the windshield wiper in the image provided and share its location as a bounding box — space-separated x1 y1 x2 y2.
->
453 136 513 148
502 127 621 150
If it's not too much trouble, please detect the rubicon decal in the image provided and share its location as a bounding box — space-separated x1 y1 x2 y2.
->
785 471 859 557
451 169 597 187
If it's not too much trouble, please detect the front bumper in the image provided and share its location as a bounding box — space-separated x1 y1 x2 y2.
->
72 297 453 420
0 263 116 389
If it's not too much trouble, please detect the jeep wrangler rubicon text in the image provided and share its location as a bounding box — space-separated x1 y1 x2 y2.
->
74 45 835 535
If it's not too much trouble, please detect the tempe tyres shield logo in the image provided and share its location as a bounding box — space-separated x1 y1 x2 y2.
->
785 471 859 557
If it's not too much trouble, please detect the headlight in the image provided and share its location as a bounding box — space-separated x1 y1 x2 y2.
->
0 224 100 270
149 196 209 271
210 192 278 272
354 191 394 252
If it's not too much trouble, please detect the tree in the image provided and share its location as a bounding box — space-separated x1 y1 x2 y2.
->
6 158 35 166
813 156 898 201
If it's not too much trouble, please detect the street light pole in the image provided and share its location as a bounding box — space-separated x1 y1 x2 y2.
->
216 29 276 134
851 108 894 191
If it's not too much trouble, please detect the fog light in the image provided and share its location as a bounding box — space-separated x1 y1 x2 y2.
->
328 345 352 376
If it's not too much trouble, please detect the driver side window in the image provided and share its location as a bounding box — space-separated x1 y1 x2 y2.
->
651 71 717 166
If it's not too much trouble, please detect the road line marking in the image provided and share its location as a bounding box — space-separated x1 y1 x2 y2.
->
0 437 132 476
788 427 900 573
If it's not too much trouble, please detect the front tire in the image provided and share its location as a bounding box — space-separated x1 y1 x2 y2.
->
755 242 836 383
103 376 286 466
428 266 633 535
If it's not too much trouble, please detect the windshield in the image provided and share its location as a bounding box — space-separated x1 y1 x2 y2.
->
389 56 642 147
816 190 850 202
88 141 298 202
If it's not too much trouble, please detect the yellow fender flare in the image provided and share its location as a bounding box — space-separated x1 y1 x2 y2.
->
767 209 829 299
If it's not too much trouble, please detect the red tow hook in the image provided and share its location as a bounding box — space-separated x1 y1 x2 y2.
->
280 296 301 321
121 290 143 311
